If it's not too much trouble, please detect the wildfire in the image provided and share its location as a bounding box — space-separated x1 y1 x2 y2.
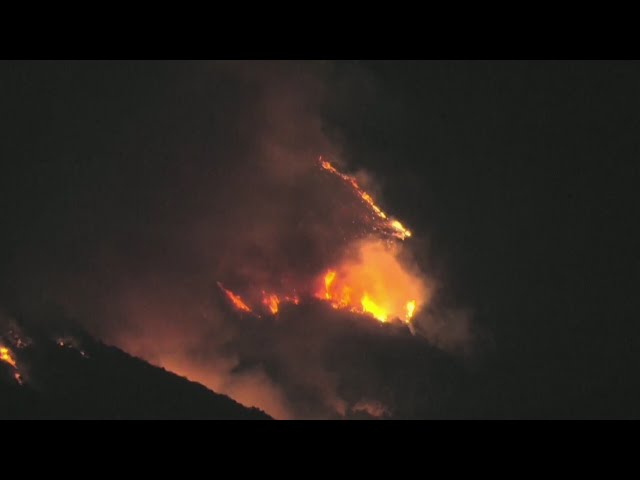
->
217 282 254 313
217 158 428 328
318 157 412 241
1 347 17 369
315 251 422 325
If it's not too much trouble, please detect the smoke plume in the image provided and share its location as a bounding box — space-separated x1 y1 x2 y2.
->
1 61 472 418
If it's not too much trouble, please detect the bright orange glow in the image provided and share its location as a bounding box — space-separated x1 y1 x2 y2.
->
262 291 280 314
314 240 428 324
260 291 301 314
324 270 336 299
361 294 388 322
319 157 412 240
217 282 253 313
406 300 416 321
0 347 17 369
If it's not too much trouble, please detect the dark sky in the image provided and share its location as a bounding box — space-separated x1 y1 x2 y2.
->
1 60 638 418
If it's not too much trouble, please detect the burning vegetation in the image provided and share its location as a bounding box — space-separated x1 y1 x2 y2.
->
318 157 412 241
1 345 24 386
1 323 32 386
216 158 430 328
0 347 17 369
0 63 472 420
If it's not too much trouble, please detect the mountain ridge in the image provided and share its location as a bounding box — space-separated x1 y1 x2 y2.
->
0 319 272 420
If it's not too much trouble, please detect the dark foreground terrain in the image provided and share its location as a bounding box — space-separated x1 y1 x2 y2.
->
0 320 271 420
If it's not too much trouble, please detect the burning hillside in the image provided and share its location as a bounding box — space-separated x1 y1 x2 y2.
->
10 63 471 419
215 158 430 329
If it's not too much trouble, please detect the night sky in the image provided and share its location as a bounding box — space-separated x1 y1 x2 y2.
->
1 60 638 418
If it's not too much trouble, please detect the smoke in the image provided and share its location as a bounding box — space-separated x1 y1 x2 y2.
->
1 61 473 418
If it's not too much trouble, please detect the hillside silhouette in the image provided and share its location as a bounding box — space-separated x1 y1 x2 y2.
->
0 318 271 420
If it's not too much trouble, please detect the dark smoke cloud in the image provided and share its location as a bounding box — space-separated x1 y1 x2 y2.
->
1 61 473 418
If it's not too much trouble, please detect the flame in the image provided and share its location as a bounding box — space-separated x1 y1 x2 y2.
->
324 270 336 299
319 157 412 240
406 300 416 321
260 291 300 315
2 344 26 385
262 292 280 314
215 159 427 327
361 294 388 322
217 282 253 313
1 347 17 369
314 240 426 324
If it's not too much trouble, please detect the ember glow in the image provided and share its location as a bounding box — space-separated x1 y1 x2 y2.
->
0 347 17 369
56 336 89 358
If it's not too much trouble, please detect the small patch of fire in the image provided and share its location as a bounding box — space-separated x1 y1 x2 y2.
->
217 282 255 315
260 291 300 315
56 336 89 358
218 283 301 317
1 345 25 385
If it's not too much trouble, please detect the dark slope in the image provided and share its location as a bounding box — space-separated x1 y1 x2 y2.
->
0 322 271 420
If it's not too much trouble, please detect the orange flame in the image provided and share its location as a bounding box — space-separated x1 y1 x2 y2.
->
260 291 300 315
262 291 280 314
0 347 17 369
406 300 416 321
314 240 427 324
217 282 253 313
319 157 412 240
214 159 426 328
